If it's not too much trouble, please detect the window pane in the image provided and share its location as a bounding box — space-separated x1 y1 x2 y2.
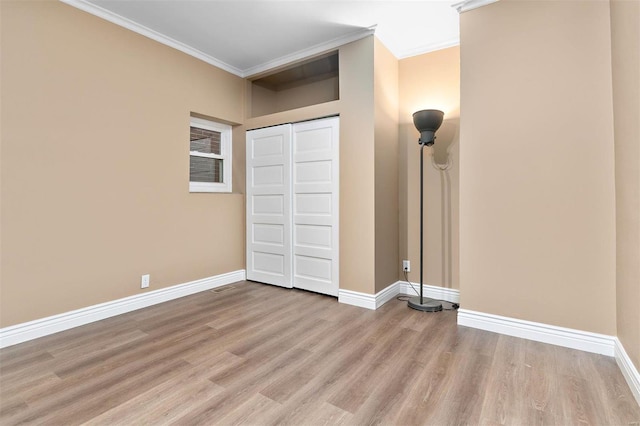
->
190 156 223 183
190 126 221 155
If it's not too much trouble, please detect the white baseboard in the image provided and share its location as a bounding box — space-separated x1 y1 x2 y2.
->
338 281 401 310
615 337 640 406
399 281 460 303
457 309 640 405
5 274 638 406
457 308 615 356
338 289 376 310
0 270 246 349
375 281 401 308
338 281 460 310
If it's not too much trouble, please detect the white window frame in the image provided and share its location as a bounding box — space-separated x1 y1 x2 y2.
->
189 117 232 193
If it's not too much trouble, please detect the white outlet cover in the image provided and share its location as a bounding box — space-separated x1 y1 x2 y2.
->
141 274 150 288
403 260 410 271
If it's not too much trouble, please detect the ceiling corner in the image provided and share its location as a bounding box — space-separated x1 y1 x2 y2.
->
452 0 500 14
242 26 376 78
396 38 460 60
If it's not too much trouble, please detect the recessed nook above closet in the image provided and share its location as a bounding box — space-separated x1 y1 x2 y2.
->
249 51 339 117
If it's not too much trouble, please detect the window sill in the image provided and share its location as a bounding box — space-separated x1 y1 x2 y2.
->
189 182 232 193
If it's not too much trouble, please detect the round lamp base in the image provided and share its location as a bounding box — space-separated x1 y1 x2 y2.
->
407 296 443 312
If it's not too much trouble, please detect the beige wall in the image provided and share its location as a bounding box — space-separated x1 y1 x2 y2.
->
248 84 277 118
374 39 399 292
246 36 377 295
249 77 339 117
611 0 640 371
0 1 246 326
339 37 376 294
459 0 617 334
399 47 460 290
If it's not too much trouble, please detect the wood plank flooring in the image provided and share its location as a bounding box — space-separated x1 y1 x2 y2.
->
1 281 638 425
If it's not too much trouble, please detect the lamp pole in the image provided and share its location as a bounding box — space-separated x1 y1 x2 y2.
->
420 141 425 306
407 109 444 312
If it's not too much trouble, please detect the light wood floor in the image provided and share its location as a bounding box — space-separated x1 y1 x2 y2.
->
1 281 638 425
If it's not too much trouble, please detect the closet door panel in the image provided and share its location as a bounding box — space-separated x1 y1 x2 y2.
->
292 117 339 296
246 125 292 288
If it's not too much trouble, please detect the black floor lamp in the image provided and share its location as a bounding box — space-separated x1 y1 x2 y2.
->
407 109 445 312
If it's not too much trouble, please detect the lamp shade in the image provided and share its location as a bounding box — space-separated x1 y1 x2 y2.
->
413 109 444 146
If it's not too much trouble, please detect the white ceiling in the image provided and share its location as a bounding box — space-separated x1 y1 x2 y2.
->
64 0 461 77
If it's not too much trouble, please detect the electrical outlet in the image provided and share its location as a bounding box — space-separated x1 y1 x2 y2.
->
402 260 410 272
141 274 150 289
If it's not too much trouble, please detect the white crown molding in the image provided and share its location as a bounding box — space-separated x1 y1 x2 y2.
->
0 270 246 349
61 0 375 78
457 308 615 356
615 338 640 406
59 0 244 77
396 38 460 60
452 0 500 13
243 26 376 78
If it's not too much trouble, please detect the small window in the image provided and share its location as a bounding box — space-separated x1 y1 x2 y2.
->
189 117 232 193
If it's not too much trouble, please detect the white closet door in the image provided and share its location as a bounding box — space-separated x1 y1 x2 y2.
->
246 124 292 288
292 117 339 296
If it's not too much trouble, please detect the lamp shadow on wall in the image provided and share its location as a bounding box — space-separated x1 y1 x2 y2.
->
432 118 458 167
431 118 459 290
